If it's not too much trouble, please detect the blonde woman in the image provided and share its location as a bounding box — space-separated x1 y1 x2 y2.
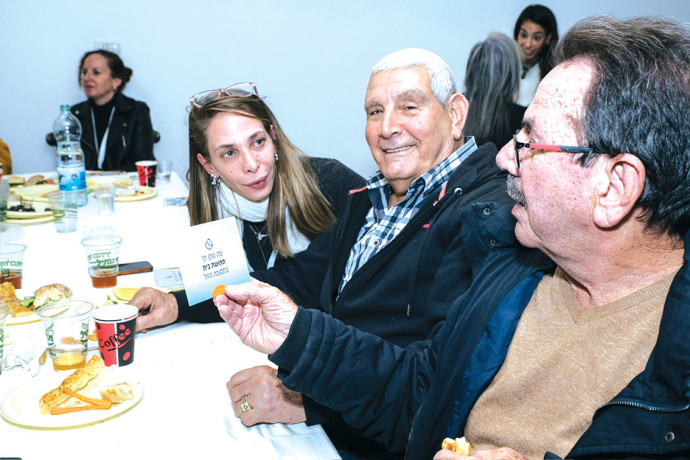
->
188 82 364 271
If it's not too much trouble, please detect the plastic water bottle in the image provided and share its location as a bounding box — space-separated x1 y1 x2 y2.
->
53 105 87 206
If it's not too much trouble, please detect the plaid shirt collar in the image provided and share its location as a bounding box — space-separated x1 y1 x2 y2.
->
337 138 478 294
366 137 477 213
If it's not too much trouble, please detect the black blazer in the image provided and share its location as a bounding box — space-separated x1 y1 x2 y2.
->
71 92 155 171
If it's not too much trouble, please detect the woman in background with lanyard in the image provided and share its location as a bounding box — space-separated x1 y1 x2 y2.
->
70 49 155 171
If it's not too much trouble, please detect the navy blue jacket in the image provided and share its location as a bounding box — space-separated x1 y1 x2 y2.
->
271 217 690 459
255 142 510 348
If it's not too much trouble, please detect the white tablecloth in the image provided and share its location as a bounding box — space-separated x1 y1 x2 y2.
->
0 172 340 460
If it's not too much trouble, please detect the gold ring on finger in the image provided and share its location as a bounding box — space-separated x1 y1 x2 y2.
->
240 395 252 413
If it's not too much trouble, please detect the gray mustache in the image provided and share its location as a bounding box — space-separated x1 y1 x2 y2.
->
506 175 527 208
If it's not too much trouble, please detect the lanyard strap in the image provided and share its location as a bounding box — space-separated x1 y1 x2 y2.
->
91 106 116 169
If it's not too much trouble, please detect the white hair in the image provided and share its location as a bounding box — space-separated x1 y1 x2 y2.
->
371 48 457 106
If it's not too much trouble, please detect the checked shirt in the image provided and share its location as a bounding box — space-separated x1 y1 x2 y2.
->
338 138 477 293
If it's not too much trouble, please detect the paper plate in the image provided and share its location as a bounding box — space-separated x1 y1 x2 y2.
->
13 184 59 203
0 369 143 430
115 186 157 202
5 312 41 326
6 210 53 220
86 172 133 190
5 215 54 226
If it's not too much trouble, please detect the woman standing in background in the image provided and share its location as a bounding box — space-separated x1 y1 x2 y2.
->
71 50 155 171
513 4 559 107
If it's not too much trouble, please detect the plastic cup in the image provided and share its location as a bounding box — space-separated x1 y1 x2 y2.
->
93 304 137 367
0 306 8 375
81 235 122 288
47 191 79 233
0 177 9 222
135 160 157 187
36 300 94 371
0 243 26 289
157 160 172 184
94 186 115 216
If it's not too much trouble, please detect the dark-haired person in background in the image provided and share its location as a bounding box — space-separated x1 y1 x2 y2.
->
463 32 525 149
514 4 558 107
71 50 155 171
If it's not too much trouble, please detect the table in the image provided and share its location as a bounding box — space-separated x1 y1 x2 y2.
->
0 172 340 460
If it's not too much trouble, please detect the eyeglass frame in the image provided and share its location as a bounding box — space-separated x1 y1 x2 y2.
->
513 129 593 170
189 82 259 108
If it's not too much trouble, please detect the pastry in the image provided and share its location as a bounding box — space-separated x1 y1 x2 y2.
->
441 436 471 456
39 356 105 415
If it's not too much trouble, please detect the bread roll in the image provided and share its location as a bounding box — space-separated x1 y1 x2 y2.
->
33 284 73 308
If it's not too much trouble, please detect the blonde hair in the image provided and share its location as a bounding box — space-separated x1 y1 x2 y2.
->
187 95 335 257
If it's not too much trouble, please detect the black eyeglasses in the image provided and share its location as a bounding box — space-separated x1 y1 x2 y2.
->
513 129 593 170
189 82 258 108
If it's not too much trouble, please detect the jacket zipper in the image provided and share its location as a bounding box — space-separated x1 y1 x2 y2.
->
404 402 423 460
332 191 449 318
596 398 689 413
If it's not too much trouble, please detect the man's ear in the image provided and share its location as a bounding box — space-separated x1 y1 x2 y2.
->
592 153 646 228
447 93 469 141
197 153 215 176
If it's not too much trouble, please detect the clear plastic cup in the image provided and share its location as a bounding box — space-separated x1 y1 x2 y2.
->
0 306 8 375
94 186 116 216
37 300 94 371
0 243 26 289
47 191 79 233
81 235 122 288
0 177 9 222
157 160 172 185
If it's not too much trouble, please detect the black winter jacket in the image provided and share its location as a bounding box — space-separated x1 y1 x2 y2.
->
71 92 155 171
271 213 690 459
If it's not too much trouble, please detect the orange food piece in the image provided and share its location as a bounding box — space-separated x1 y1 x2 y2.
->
50 405 109 415
49 388 112 415
61 336 82 345
212 285 226 298
62 388 112 409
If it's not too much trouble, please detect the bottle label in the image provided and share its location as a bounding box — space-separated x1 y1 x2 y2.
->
58 165 87 192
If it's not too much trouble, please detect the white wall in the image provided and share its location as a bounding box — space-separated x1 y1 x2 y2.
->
1 0 688 179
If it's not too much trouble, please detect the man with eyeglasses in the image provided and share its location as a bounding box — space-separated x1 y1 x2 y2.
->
134 48 515 458
215 16 690 459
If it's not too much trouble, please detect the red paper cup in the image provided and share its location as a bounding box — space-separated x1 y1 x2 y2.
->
135 160 157 187
93 304 138 367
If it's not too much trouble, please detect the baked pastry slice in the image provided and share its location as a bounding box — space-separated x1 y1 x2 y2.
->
39 356 105 415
